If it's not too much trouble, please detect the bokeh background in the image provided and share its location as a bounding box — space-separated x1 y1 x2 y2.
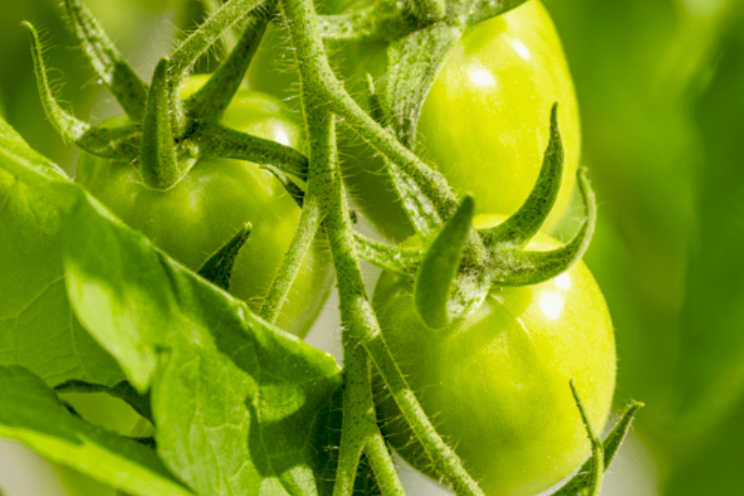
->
2 0 744 494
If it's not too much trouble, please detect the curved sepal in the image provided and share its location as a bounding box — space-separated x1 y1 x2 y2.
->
197 223 252 291
261 164 306 208
185 0 275 121
480 103 563 249
193 121 309 181
414 196 474 329
63 0 148 120
552 397 644 496
491 167 597 286
24 22 91 144
139 58 182 190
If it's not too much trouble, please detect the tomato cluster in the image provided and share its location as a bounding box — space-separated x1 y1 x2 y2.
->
249 0 612 493
35 0 618 495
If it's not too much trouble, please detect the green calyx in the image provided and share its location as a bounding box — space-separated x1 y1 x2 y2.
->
25 0 305 191
353 103 597 329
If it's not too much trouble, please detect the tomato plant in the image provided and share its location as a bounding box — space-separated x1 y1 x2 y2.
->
77 77 332 337
373 215 616 496
0 1 639 496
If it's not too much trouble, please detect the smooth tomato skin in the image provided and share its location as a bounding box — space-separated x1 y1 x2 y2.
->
337 0 581 241
77 85 332 337
373 215 615 496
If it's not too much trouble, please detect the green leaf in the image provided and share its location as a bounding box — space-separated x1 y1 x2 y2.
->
308 385 382 496
384 22 461 148
55 379 153 424
449 0 528 27
353 232 421 276
0 365 193 496
414 196 474 328
0 115 26 144
0 134 124 388
63 192 342 495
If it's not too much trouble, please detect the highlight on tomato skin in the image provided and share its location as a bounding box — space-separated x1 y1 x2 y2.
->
372 214 616 496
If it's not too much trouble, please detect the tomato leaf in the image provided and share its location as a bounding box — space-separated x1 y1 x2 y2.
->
450 0 527 27
55 379 153 424
0 130 125 388
63 189 342 495
308 385 382 496
383 22 461 148
0 365 194 496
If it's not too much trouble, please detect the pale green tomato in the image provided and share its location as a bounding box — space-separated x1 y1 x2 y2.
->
373 214 616 496
76 77 332 337
339 0 581 241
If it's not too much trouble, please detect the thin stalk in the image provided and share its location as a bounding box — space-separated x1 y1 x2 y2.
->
332 340 375 496
259 195 322 324
202 0 240 51
364 433 406 496
281 0 486 491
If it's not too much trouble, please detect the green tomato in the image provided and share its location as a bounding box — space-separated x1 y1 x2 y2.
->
372 214 616 496
76 78 332 337
338 0 581 241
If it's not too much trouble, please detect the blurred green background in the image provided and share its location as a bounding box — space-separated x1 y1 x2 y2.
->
2 0 744 494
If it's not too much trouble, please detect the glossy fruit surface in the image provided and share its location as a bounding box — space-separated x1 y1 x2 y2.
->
372 214 615 496
76 78 332 337
337 0 581 241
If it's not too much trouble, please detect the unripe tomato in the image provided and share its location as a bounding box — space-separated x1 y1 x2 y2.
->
76 78 332 337
340 0 581 241
372 214 615 496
